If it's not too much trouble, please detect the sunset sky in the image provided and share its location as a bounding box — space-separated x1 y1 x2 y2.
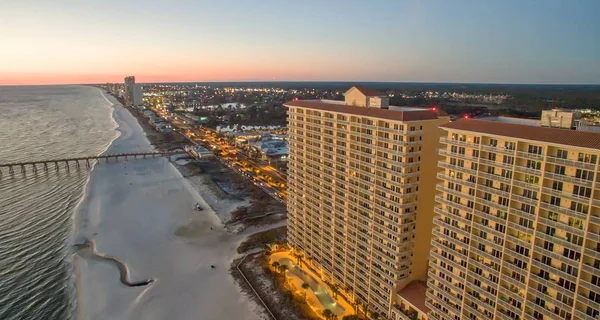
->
1 0 599 85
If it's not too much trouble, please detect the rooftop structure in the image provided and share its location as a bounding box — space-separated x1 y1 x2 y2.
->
285 86 449 318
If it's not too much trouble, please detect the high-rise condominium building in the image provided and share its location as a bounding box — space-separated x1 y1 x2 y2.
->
132 83 143 107
285 86 449 318
124 76 135 106
430 117 600 320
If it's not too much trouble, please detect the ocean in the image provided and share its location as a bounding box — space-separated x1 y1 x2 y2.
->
0 86 119 320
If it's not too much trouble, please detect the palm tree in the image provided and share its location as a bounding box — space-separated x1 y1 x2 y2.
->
291 251 299 264
330 283 340 299
301 282 310 301
359 302 370 319
322 309 334 320
271 261 280 270
297 253 305 267
279 264 289 277
370 311 380 320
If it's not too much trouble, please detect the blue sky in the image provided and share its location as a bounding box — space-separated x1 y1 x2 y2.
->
1 0 599 84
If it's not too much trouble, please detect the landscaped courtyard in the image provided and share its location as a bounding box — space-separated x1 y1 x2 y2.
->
269 251 355 319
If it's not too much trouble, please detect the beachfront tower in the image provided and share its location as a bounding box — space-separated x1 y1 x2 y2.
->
284 86 450 318
124 76 135 106
429 117 600 320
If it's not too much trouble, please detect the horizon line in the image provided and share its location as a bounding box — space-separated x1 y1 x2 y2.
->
2 80 600 87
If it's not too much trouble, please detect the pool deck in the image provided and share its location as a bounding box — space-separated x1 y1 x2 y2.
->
270 251 355 319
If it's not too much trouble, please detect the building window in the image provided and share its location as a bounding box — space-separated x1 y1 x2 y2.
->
528 145 543 155
578 152 598 164
556 149 569 159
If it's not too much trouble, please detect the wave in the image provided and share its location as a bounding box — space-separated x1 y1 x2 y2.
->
67 87 124 319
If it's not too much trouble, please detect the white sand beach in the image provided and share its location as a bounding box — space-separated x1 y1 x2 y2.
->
74 94 265 320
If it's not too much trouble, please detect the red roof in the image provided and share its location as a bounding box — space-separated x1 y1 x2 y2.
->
350 85 387 97
442 119 600 150
284 100 441 122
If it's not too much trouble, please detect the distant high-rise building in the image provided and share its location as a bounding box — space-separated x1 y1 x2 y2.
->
124 76 135 106
430 117 600 320
133 84 143 106
284 86 450 318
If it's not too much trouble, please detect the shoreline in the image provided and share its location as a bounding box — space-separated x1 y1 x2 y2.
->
74 88 265 320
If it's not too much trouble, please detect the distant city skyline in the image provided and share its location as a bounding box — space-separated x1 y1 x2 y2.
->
1 0 599 85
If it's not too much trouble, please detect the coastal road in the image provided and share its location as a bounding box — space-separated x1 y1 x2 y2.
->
145 107 288 203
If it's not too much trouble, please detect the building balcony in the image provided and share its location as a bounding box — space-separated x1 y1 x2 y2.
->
467 273 498 298
590 214 600 225
500 272 526 291
516 151 544 161
432 217 470 238
428 270 459 293
510 194 539 206
531 258 578 284
477 196 508 211
538 201 588 220
438 161 477 175
509 207 536 220
545 156 597 170
477 184 511 198
584 247 600 260
435 196 475 215
480 143 516 155
463 299 493 320
479 158 515 169
429 247 466 272
474 207 508 225
436 172 476 188
542 187 591 203
504 231 531 248
439 137 480 149
478 171 513 183
431 229 469 254
512 179 541 192
543 172 594 187
438 148 476 161
536 216 585 237
470 255 501 276
427 286 463 311
514 165 542 176
574 308 599 320
434 205 472 226
533 245 581 269
528 272 577 298
436 184 475 200
471 228 504 251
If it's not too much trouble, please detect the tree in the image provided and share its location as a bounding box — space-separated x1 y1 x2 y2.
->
359 302 370 319
297 252 305 267
370 311 380 320
301 282 310 301
330 283 340 299
341 316 359 320
279 264 289 277
271 261 280 272
322 309 334 320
